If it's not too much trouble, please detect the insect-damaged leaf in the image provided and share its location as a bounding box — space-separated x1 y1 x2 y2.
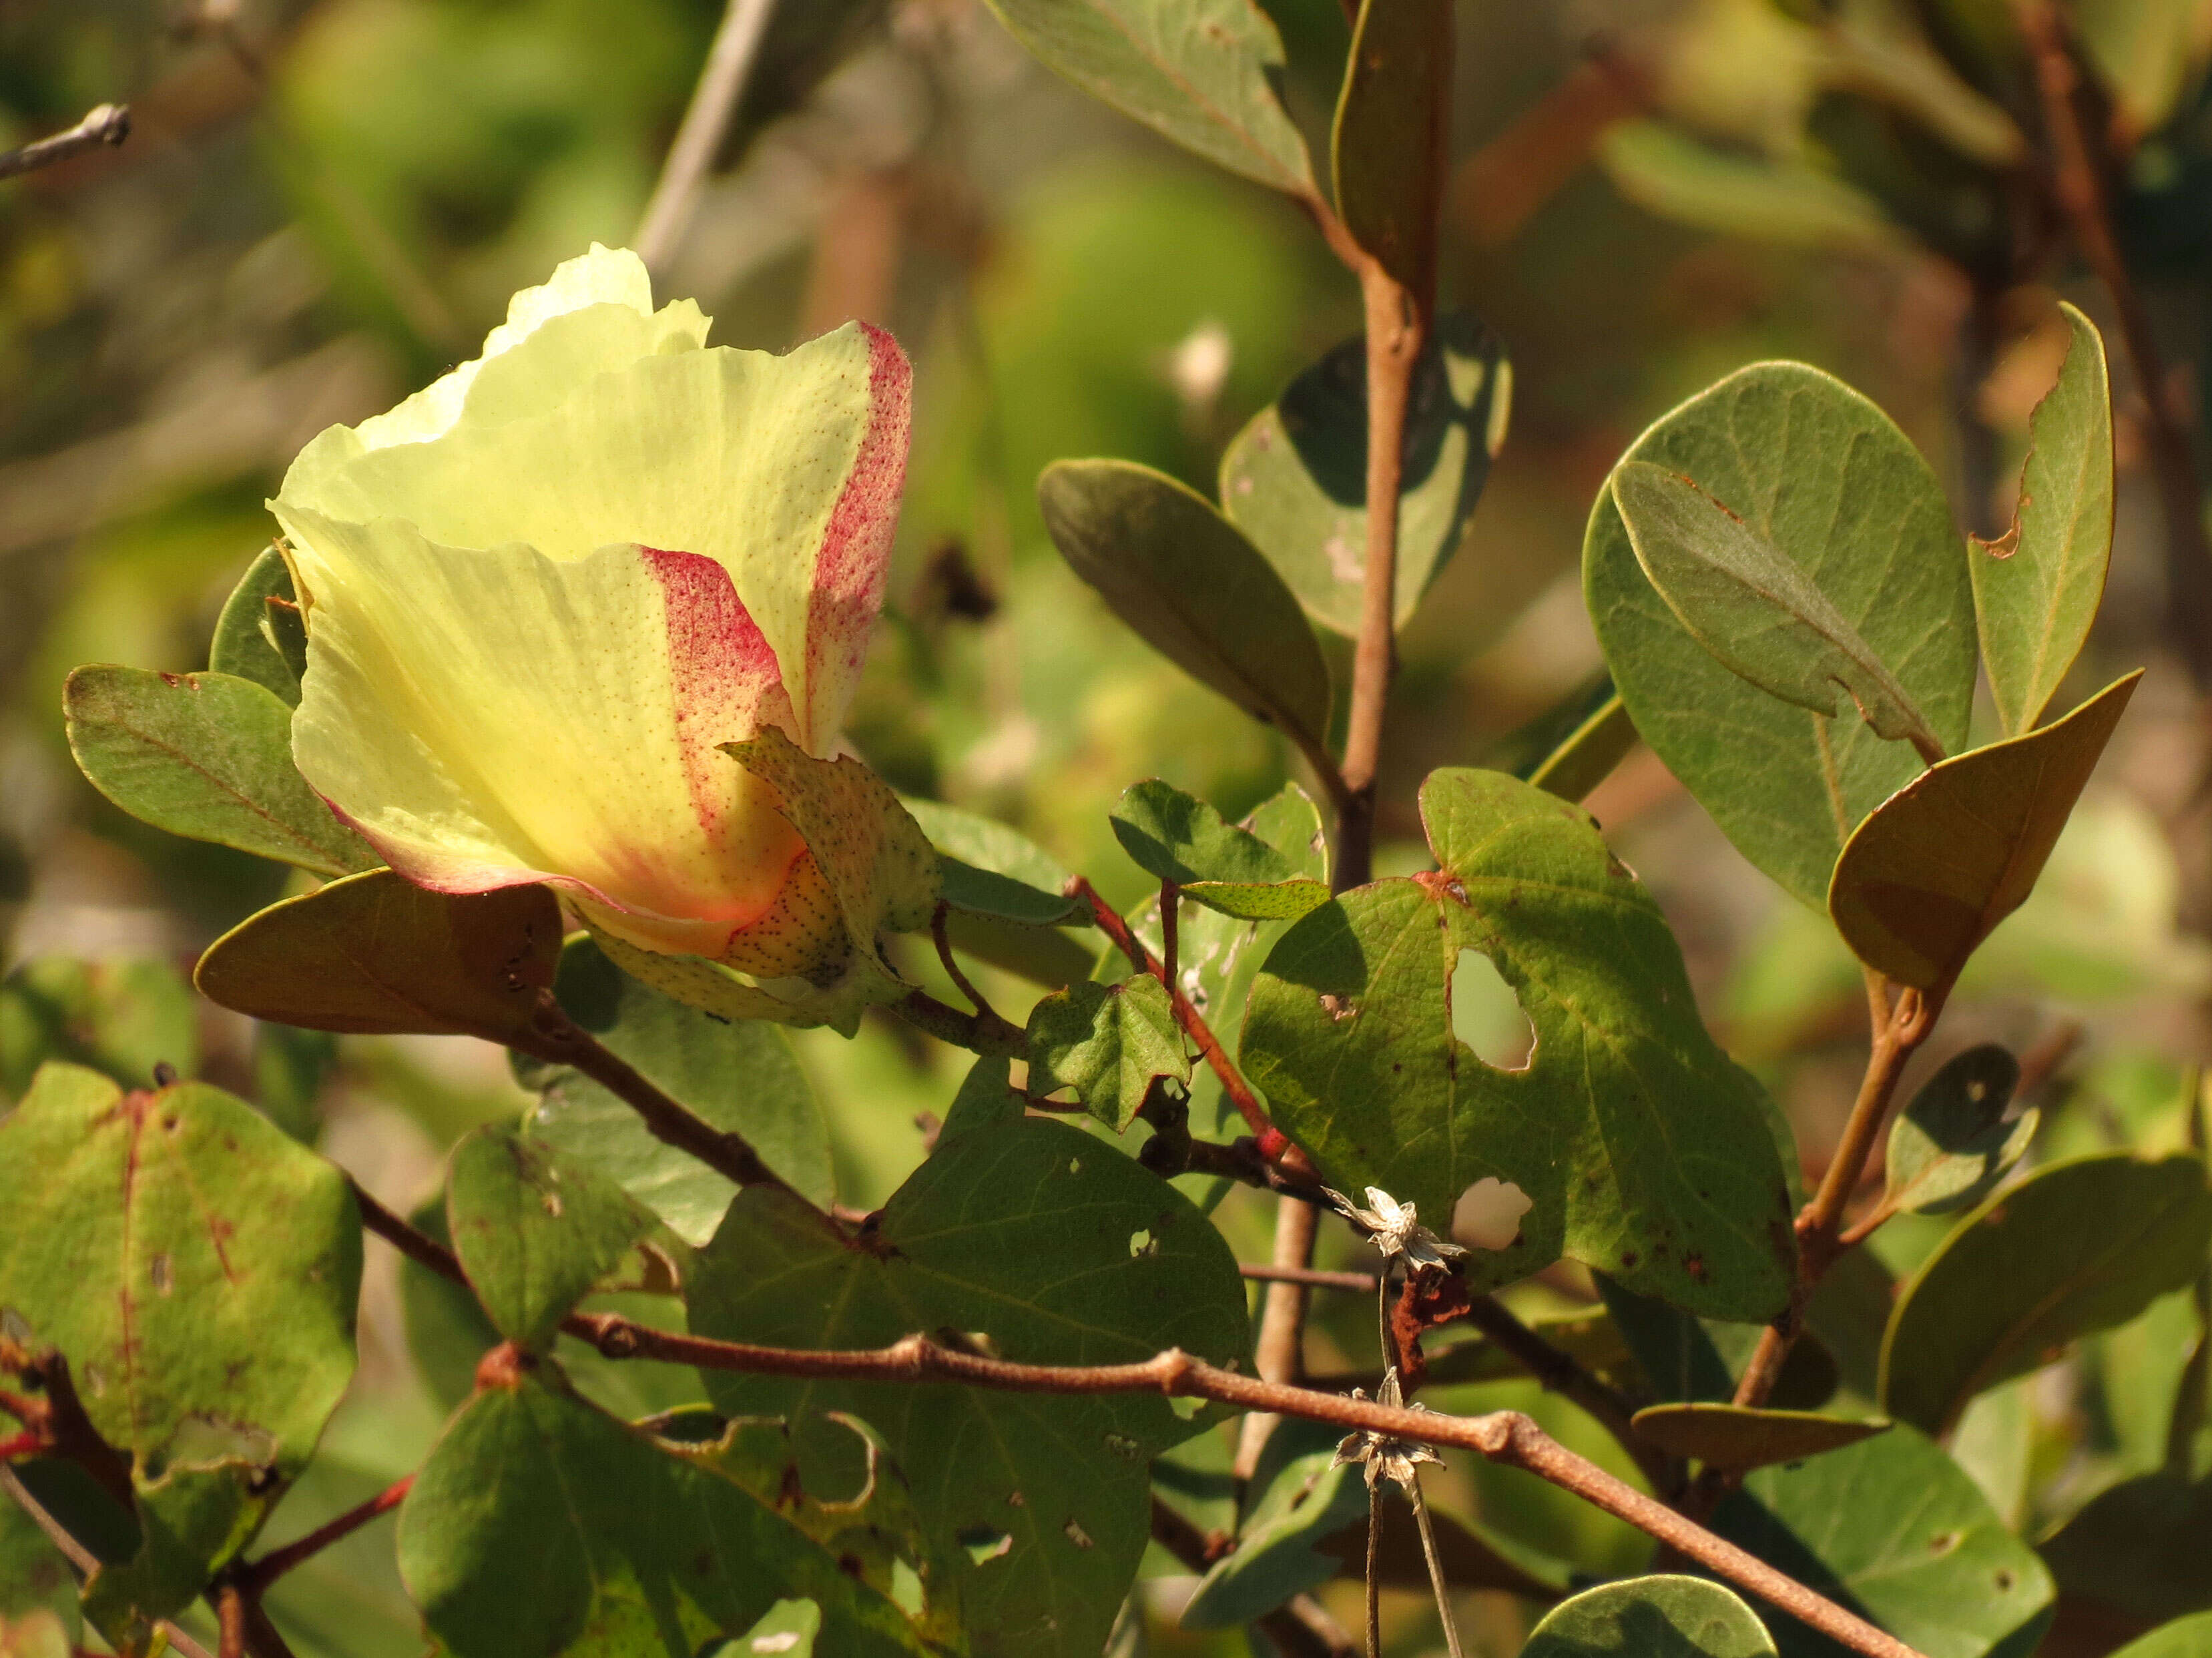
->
1241 768 1795 1320
0 1064 358 1635
194 868 563 1043
1829 671 2138 989
1609 461 1942 758
1585 362 1976 908
1970 302 2113 739
687 1101 1249 1658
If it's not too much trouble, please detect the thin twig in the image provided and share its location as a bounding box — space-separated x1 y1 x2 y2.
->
1407 1480 1464 1658
0 103 129 182
930 903 999 1022
635 0 780 278
0 1466 218 1658
895 985 1029 1057
1365 1480 1384 1658
217 1581 246 1658
2014 0 2212 689
240 1476 414 1593
1242 1263 1381 1293
1071 878 1290 1158
1160 878 1181 998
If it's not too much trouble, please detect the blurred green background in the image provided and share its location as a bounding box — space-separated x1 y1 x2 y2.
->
8 1 2212 1653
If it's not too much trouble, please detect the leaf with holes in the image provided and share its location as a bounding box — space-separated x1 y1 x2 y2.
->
0 1064 358 1637
445 1126 659 1352
1025 975 1189 1132
978 0 1314 194
1523 1576 1775 1658
1039 460 1332 754
209 547 308 707
395 1369 939 1658
1713 1422 2051 1658
1610 461 1942 756
1971 304 2113 738
1221 314 1510 635
1884 1044 2034 1217
1243 768 1795 1320
686 1101 1250 1658
1830 671 2138 989
1333 0 1452 291
515 936 833 1245
194 868 562 1043
1585 364 1976 908
1880 1152 2212 1436
64 667 378 878
1628 1406 1888 1474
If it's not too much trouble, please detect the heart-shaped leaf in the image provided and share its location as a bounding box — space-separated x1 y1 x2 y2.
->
1971 303 2113 738
446 1127 659 1352
1025 973 1189 1131
64 666 378 878
1829 671 2139 989
1523 1576 1775 1658
1242 768 1795 1319
686 1095 1249 1658
1040 459 1332 756
194 868 562 1043
1221 314 1510 634
1585 362 1976 908
1333 0 1452 292
1880 1151 2212 1436
979 0 1314 194
1610 461 1942 756
0 1064 359 1637
1884 1043 2034 1216
208 546 308 706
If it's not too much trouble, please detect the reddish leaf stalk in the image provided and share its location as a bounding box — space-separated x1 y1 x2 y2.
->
929 902 998 1021
240 1475 414 1593
1069 878 1288 1157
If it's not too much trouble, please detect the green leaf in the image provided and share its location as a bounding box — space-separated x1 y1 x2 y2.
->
2108 1612 2212 1658
1219 314 1510 634
687 1115 1250 1658
593 731 939 1036
1879 1151 2212 1436
1180 878 1332 921
1714 1422 2052 1658
1970 304 2113 738
1523 1575 1775 1658
0 1485 79 1657
1332 0 1451 292
1529 694 1639 803
194 868 563 1042
445 1126 659 1352
517 936 833 1244
1830 671 2139 989
395 1370 936 1658
939 911 1096 990
1243 768 1795 1319
1110 779 1296 887
1884 1043 2034 1216
1039 459 1332 754
1025 974 1189 1131
1610 462 1942 755
208 546 308 707
735 1600 823 1656
0 1064 360 1631
1 956 198 1099
63 666 378 879
2040 1472 2212 1628
1585 362 1977 908
1628 1406 1889 1474
1597 121 1903 253
902 796 1081 926
400 1197 503 1411
1595 1273 1735 1404
250 1021 336 1143
977 0 1314 194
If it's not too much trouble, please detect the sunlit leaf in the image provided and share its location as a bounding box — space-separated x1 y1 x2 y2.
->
1522 1575 1775 1658
1025 973 1189 1131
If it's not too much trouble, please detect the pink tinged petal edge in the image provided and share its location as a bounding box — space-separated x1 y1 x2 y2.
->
803 323 912 748
641 545 794 840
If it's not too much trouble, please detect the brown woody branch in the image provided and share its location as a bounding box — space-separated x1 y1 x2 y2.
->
895 985 1029 1058
635 0 778 277
0 103 129 182
239 1476 414 1594
1071 877 1290 1158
